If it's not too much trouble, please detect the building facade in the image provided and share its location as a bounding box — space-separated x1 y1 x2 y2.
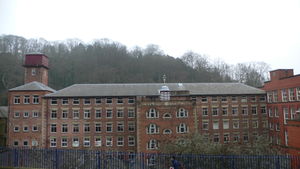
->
0 106 8 146
262 69 300 155
7 53 269 153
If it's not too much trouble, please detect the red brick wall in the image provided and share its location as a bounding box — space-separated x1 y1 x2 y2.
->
286 120 300 155
24 67 48 85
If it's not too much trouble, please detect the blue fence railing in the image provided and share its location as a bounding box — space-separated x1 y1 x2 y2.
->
0 147 299 169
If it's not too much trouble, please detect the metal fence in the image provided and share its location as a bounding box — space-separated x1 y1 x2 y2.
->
0 147 299 169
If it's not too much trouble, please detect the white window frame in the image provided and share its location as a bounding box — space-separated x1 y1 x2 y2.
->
61 138 68 147
147 108 158 118
95 123 102 132
177 123 188 133
50 137 57 147
147 139 158 150
177 108 188 118
128 108 135 118
128 136 135 146
14 96 20 104
33 95 39 104
84 109 91 119
84 137 90 147
24 95 30 104
106 137 113 147
147 124 159 134
117 136 124 146
73 110 79 119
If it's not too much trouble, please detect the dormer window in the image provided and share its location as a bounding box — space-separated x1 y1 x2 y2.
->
147 108 158 118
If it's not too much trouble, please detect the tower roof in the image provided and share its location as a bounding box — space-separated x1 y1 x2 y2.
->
9 81 56 92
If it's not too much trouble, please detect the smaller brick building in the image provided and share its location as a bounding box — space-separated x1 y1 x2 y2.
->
262 69 300 154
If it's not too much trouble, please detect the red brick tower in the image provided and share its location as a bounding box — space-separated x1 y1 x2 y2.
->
24 53 49 85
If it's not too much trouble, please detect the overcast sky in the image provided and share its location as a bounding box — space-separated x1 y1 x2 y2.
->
1 0 300 74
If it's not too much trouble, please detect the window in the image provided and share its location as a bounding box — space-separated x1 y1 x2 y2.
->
50 124 57 133
50 138 56 147
259 96 266 102
147 139 158 149
84 98 91 105
223 120 229 129
201 97 208 102
163 129 172 134
84 137 90 147
241 96 247 102
177 108 188 118
50 110 57 119
221 96 227 102
106 137 113 147
95 137 102 147
269 122 274 130
242 120 249 129
202 108 208 116
33 95 39 104
285 131 288 146
213 121 219 129
147 124 159 134
106 109 113 118
14 126 19 132
128 136 135 146
32 140 39 147
106 123 113 132
233 134 239 142
297 88 300 101
261 106 266 114
51 98 58 105
23 140 29 147
291 107 296 120
232 107 238 115
276 123 280 131
242 106 248 115
128 108 135 118
117 122 124 132
14 112 20 118
62 124 68 133
243 133 249 142
23 111 29 118
33 111 39 117
117 136 124 146
177 123 188 133
95 123 102 132
222 107 228 116
128 97 135 104
95 98 102 104
251 106 257 115
283 108 289 124
267 92 273 103
106 98 112 104
213 134 219 143
202 121 209 130
32 125 38 132
128 122 135 132
282 89 288 102
117 98 123 104
84 109 91 119
62 110 68 119
274 107 279 117
61 138 68 147
62 98 68 105
84 123 90 132
233 120 239 129
73 110 79 119
95 109 102 118
268 108 273 117
224 134 230 143
252 120 258 128
117 109 124 118
24 96 30 104
231 96 237 102
250 96 256 102
163 113 172 118
13 141 19 146
273 91 278 102
289 88 296 101
212 96 218 102
72 138 79 147
73 98 80 105
212 107 218 116
147 108 158 118
14 96 20 104
73 124 79 133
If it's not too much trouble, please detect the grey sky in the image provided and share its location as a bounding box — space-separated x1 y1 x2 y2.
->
1 0 300 74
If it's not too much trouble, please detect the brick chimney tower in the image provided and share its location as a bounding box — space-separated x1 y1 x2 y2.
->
24 53 49 85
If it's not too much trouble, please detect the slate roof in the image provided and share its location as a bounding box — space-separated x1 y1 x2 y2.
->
9 81 56 92
0 106 8 118
45 83 265 97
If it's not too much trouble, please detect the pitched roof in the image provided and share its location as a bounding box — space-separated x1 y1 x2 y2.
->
45 83 265 97
0 106 8 118
9 81 56 92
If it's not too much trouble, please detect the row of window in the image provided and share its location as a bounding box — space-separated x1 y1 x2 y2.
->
49 122 136 133
146 123 188 134
269 107 299 122
13 95 40 104
267 87 300 103
193 95 266 103
14 125 39 132
147 106 267 119
49 108 136 119
50 97 135 105
13 111 39 118
201 119 265 130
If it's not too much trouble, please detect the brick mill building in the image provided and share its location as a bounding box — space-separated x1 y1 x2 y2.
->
7 53 269 153
262 69 300 155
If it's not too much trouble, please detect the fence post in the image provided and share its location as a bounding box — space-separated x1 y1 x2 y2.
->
13 148 18 168
97 151 101 169
276 156 280 169
55 149 59 169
